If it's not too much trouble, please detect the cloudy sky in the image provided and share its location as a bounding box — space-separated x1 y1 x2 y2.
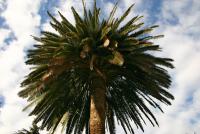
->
0 0 200 134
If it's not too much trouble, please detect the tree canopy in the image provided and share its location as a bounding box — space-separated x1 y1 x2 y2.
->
19 1 174 134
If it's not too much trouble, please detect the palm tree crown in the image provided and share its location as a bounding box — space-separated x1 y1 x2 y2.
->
19 1 174 134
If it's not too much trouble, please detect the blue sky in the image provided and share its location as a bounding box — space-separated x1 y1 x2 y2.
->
0 0 200 134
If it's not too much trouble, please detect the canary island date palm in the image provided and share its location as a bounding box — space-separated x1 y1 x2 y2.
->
14 123 40 134
19 1 174 134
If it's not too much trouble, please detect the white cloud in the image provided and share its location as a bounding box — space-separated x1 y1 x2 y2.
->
0 28 11 48
0 0 6 11
1 0 41 39
0 0 42 133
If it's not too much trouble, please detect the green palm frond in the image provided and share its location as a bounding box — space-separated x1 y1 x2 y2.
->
14 123 40 134
19 1 174 134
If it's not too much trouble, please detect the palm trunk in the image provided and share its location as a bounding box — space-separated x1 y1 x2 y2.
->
90 78 106 134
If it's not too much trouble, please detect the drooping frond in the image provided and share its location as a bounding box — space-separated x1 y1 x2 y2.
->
14 123 40 134
19 1 174 134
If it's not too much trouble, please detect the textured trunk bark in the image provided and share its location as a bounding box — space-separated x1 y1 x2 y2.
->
90 78 106 134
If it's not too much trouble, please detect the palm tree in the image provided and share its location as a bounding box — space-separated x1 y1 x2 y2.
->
14 123 40 134
19 1 174 134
